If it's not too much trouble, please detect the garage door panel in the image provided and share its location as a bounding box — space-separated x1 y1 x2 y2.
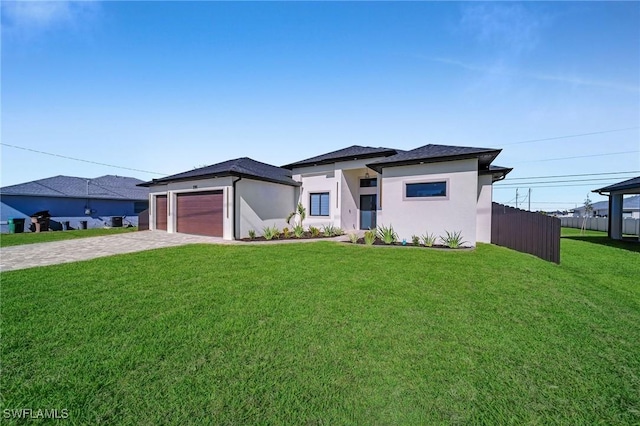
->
176 191 223 237
155 195 168 231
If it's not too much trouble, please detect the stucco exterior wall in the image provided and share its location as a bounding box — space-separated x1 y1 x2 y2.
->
1 195 145 233
379 158 479 245
236 179 295 238
476 174 493 243
292 165 340 229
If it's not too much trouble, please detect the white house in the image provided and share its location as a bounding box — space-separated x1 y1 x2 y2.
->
572 195 640 219
139 144 511 246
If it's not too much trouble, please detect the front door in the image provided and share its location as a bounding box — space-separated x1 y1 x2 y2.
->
360 194 377 230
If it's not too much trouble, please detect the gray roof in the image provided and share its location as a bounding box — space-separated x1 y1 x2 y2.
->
0 175 149 200
594 176 640 194
282 145 398 169
575 195 640 212
140 157 300 187
366 144 502 173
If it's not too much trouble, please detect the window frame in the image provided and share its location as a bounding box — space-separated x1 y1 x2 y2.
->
403 179 449 201
309 192 330 216
359 177 378 188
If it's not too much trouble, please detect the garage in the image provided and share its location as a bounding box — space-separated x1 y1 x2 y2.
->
155 195 168 230
176 190 223 237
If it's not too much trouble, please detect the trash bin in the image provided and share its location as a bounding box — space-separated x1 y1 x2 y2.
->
111 216 123 228
8 218 25 234
79 220 88 230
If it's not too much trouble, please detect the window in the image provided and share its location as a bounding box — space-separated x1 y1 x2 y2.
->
134 201 149 213
405 181 447 198
360 178 377 188
310 193 330 216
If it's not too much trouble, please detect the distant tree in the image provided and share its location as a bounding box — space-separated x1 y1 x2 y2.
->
580 196 593 234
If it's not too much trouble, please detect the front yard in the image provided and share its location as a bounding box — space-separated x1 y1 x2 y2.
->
1 230 638 424
0 227 137 247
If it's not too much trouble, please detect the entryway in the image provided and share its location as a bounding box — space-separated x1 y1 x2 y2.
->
360 194 377 230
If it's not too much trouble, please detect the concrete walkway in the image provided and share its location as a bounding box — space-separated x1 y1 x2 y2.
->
0 231 232 272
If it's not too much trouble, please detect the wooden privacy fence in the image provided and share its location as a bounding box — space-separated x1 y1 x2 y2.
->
491 203 561 264
138 209 149 231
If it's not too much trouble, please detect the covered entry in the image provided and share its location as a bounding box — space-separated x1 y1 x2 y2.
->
176 191 223 237
594 176 640 241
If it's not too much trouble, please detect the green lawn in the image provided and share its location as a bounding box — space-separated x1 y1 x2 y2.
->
0 227 137 247
1 230 639 424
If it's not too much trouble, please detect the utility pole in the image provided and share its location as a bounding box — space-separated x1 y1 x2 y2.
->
528 188 531 211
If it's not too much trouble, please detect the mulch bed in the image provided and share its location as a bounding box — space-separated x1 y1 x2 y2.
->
239 233 339 242
348 238 473 250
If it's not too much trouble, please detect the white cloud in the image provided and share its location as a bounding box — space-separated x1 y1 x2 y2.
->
459 3 547 53
1 0 99 36
432 57 640 94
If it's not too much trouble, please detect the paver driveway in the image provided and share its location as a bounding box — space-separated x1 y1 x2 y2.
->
0 231 230 272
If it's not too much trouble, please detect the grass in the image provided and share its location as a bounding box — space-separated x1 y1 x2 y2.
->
0 227 137 247
1 230 639 424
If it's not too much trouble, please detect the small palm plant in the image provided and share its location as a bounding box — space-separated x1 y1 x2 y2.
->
348 232 359 244
377 224 398 245
411 235 420 246
308 226 321 238
248 229 256 240
262 225 279 240
286 202 306 229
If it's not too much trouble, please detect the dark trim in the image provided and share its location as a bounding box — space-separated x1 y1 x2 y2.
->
282 150 398 170
366 150 502 173
607 196 613 239
138 172 300 188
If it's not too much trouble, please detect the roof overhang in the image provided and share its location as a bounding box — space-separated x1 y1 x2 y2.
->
137 171 300 188
366 150 502 174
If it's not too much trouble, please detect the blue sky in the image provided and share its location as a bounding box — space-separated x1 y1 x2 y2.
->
2 1 639 211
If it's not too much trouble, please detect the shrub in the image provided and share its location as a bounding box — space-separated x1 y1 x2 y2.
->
293 224 304 238
364 229 376 245
411 235 420 246
348 233 359 244
440 230 468 249
377 224 397 245
262 225 279 240
421 232 436 247
308 226 321 238
248 229 256 240
322 224 342 237
282 227 291 239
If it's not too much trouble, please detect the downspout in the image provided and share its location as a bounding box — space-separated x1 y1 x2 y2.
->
232 175 243 240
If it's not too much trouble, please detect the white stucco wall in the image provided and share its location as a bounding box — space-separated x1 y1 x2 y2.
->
476 174 493 243
292 164 340 229
380 159 479 245
236 179 296 238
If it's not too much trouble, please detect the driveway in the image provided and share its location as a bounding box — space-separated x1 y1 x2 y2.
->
0 231 231 272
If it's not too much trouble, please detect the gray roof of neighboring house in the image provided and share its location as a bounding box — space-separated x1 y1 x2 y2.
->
594 176 640 194
574 195 640 212
366 144 502 173
139 157 300 187
0 175 149 200
281 145 399 169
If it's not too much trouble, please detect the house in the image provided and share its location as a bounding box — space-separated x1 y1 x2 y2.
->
593 176 640 240
0 175 149 233
572 194 640 219
140 144 511 246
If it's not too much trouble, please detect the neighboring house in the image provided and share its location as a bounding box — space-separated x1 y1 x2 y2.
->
1 175 149 233
572 195 640 219
140 144 511 246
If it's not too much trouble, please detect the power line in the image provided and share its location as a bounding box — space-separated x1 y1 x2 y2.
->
1 143 168 176
496 176 637 186
504 170 640 181
495 182 619 189
509 150 639 164
496 126 639 147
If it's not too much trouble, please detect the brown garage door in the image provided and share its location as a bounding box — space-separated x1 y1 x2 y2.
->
155 195 168 231
176 191 223 237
